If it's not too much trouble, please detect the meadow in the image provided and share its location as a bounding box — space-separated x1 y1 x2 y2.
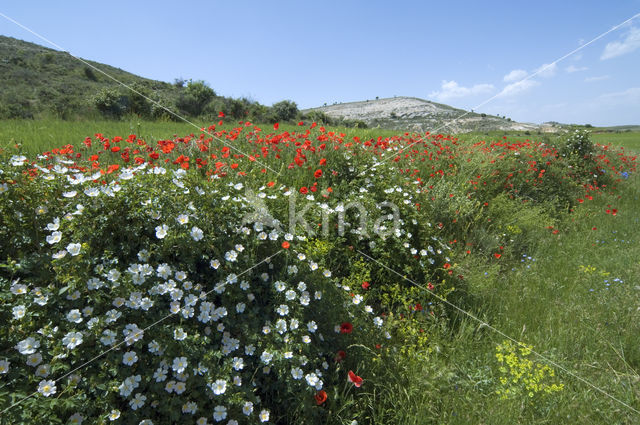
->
0 118 639 424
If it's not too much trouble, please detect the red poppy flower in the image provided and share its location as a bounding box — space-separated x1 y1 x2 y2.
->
314 390 327 405
274 123 279 130
314 169 323 178
106 164 119 174
340 322 353 334
494 253 501 259
334 350 346 362
281 241 290 249
361 281 370 290
218 111 225 117
348 370 363 387
299 186 309 194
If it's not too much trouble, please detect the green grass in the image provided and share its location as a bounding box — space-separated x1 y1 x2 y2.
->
0 118 207 155
590 131 640 151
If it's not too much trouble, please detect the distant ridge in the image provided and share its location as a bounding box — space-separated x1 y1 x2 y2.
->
304 97 561 133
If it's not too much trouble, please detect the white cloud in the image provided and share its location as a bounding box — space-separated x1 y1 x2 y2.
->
566 65 588 73
503 69 528 82
598 87 640 105
497 80 540 97
429 80 494 101
534 63 557 78
601 26 640 60
584 75 610 83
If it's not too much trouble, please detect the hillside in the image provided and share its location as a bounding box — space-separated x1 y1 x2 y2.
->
0 35 290 123
305 97 561 133
0 35 184 119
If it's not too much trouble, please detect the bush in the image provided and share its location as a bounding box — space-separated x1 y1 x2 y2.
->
559 129 601 184
93 87 128 119
303 110 334 125
84 66 98 81
562 129 594 160
127 83 152 117
0 158 389 424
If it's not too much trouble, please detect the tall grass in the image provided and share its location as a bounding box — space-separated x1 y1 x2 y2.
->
358 173 640 424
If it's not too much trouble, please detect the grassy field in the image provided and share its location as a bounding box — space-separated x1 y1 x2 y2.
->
3 118 640 156
0 118 202 155
590 131 640 151
1 119 639 424
0 118 406 157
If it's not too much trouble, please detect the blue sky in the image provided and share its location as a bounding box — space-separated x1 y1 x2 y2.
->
1 0 640 125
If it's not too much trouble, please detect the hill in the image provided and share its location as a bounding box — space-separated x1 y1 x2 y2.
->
0 35 185 119
0 35 287 123
304 96 562 133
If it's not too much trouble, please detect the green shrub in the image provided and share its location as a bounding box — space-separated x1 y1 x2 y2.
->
93 87 128 119
83 66 98 81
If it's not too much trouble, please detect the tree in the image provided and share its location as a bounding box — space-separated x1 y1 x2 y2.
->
177 80 215 116
271 100 299 122
226 98 250 119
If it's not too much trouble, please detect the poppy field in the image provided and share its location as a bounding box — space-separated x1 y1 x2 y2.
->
1 118 639 424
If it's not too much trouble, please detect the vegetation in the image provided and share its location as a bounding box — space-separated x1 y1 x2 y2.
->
0 36 367 129
1 119 639 424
